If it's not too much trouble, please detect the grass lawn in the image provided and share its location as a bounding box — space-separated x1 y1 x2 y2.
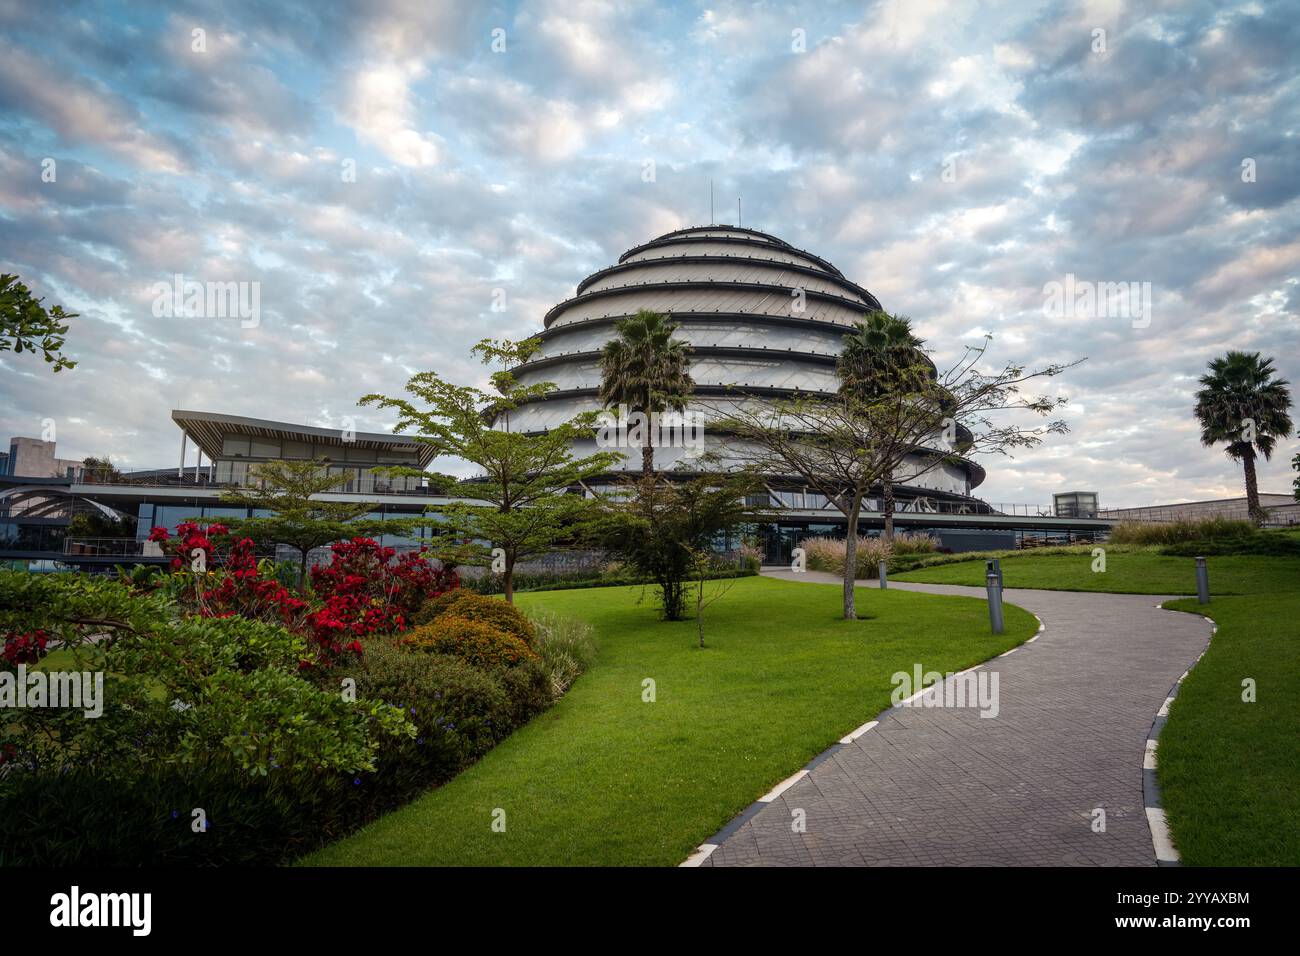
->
894 549 1292 595
303 574 1036 866
1158 592 1300 866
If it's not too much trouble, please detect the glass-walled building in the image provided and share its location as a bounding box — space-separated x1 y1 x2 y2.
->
172 410 434 496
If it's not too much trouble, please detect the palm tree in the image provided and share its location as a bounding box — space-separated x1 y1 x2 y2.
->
1292 436 1300 503
1194 351 1293 525
837 312 929 542
598 310 695 479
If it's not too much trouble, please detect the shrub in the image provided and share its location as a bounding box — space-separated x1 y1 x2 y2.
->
311 538 458 620
736 542 762 572
801 535 891 578
411 590 535 643
0 763 365 866
1109 518 1255 546
409 587 471 626
405 616 538 670
527 610 598 699
889 532 939 557
494 658 553 725
1162 531 1300 558
337 639 527 797
464 566 757 594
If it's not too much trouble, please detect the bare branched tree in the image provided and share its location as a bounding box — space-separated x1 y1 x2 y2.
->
709 336 1083 620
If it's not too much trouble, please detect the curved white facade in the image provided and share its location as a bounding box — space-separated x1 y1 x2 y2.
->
507 226 985 501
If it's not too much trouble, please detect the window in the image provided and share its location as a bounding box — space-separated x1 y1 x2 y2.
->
281 440 311 459
221 436 251 456
249 439 281 458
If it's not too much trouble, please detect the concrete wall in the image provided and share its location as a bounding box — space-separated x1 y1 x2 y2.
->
5 437 84 480
1100 494 1296 523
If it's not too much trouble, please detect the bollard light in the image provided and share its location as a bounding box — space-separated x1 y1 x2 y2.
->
1195 556 1210 604
986 571 1005 634
879 560 888 589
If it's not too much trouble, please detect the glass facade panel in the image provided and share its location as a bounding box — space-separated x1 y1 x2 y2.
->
249 439 281 457
221 436 251 456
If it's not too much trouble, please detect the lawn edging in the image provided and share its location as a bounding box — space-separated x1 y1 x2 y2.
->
1142 604 1216 866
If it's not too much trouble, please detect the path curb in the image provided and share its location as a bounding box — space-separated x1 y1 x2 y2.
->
1142 609 1216 867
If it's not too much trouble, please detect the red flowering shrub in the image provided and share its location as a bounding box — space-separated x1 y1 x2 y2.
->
311 538 458 618
144 531 457 670
293 539 455 667
404 617 537 670
2 629 50 667
153 521 228 573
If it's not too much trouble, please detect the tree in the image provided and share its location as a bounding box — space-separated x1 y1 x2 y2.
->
67 510 132 539
218 458 413 590
471 334 544 433
837 311 928 543
1293 436 1300 502
360 365 621 603
690 546 743 649
596 469 758 622
81 456 122 483
1194 351 1293 525
0 274 77 372
598 310 695 478
712 337 1079 620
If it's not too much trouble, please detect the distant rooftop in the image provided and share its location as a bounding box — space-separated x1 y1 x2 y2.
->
170 409 435 468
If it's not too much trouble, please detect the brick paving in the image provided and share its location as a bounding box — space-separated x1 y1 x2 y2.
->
704 572 1211 867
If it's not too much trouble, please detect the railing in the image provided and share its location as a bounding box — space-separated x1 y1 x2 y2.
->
62 538 166 558
62 538 285 560
764 496 1098 519
78 475 448 497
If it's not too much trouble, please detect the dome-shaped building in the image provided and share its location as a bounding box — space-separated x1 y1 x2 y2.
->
504 225 990 557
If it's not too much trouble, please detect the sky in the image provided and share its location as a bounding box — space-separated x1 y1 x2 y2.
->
0 0 1297 507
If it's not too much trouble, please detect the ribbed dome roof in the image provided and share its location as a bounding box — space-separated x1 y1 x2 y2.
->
544 225 881 329
504 225 985 495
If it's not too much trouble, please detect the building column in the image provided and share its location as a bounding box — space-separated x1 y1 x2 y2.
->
178 431 187 479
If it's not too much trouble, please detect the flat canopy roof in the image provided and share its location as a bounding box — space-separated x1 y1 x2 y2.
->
171 409 436 468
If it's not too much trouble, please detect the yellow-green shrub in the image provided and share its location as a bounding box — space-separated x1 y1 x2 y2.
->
411 589 535 643
405 616 538 670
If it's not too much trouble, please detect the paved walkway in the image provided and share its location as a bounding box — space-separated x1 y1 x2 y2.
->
704 570 1211 867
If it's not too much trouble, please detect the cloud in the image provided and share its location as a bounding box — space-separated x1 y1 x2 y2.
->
0 0 1296 507
0 40 187 172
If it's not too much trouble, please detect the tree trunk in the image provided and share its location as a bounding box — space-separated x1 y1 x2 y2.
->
1242 448 1263 526
843 492 862 620
503 554 515 604
641 428 654 479
696 575 705 648
882 472 895 544
299 548 310 594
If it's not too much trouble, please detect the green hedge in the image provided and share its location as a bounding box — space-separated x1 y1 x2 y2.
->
487 567 758 594
0 642 552 866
